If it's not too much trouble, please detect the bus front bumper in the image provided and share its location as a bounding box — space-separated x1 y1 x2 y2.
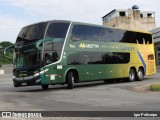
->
13 75 41 87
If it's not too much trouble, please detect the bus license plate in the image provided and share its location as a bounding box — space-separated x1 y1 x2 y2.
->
22 83 27 86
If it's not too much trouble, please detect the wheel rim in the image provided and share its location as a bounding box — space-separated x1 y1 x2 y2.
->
67 72 74 89
138 70 143 80
129 70 135 81
138 71 143 78
72 76 74 83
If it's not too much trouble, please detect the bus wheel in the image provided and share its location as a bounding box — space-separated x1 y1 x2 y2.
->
41 85 49 90
67 72 74 89
128 69 135 82
136 68 144 81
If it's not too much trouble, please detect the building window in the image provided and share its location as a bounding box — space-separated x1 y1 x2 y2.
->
119 12 126 16
140 14 143 18
158 47 160 51
147 13 152 17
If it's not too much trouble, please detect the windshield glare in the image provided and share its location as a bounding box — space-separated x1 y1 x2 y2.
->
16 22 70 44
16 22 47 44
14 50 40 69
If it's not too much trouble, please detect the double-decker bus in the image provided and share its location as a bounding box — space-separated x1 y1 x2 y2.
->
11 20 156 89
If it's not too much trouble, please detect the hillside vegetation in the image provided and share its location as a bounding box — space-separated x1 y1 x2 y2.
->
0 41 14 66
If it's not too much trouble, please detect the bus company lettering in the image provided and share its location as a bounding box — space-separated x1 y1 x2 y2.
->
79 43 99 49
120 45 135 51
70 44 75 48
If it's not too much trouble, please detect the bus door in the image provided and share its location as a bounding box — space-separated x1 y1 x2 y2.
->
42 42 57 83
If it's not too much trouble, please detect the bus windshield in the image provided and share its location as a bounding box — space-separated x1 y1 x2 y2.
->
16 22 47 44
14 21 70 68
13 50 41 69
16 22 70 45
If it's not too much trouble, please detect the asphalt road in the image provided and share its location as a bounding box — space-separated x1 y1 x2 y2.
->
0 69 160 120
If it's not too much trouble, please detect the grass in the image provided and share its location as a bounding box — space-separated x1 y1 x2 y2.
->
150 84 160 91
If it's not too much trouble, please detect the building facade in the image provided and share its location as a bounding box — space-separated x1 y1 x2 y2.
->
102 7 159 65
151 27 160 65
102 8 156 31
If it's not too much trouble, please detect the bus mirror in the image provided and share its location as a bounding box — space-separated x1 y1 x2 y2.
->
3 45 14 57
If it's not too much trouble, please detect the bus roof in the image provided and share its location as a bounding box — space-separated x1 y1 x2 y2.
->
22 20 151 34
22 20 71 28
71 21 152 34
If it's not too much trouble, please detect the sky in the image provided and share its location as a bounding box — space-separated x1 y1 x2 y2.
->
0 0 160 43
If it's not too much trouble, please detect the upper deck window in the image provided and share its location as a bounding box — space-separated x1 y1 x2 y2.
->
16 21 70 45
46 22 70 39
16 22 47 44
71 25 113 42
71 24 152 44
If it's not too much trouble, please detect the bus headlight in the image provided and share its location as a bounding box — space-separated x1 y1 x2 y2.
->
36 79 41 83
33 73 40 77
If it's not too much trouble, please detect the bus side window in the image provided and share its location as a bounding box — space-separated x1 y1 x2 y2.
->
44 53 52 65
83 54 90 64
52 52 58 62
143 34 152 44
71 34 81 42
71 25 81 42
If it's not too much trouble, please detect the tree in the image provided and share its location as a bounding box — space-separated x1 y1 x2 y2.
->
0 41 14 65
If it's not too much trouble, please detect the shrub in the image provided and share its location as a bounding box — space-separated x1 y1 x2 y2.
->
150 84 160 91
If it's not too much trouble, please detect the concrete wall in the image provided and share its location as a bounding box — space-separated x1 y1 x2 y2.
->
0 64 13 74
103 9 156 31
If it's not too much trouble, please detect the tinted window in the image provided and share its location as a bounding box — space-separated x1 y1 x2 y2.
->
67 52 130 65
142 33 152 44
16 22 47 44
44 43 53 51
67 52 80 65
109 29 126 42
46 22 70 38
43 41 64 64
71 25 152 44
103 52 130 64
130 32 152 44
131 32 143 44
71 25 112 42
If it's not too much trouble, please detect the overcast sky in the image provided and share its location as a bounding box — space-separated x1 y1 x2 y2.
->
0 0 160 43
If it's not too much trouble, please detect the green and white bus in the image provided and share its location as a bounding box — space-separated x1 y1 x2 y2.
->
12 20 156 89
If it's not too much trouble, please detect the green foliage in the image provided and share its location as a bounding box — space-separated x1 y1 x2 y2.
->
150 84 160 91
0 41 13 47
0 41 14 65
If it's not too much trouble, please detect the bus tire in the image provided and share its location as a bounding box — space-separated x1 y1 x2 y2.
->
67 72 74 89
104 79 112 83
41 85 49 90
128 69 135 82
136 68 144 81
